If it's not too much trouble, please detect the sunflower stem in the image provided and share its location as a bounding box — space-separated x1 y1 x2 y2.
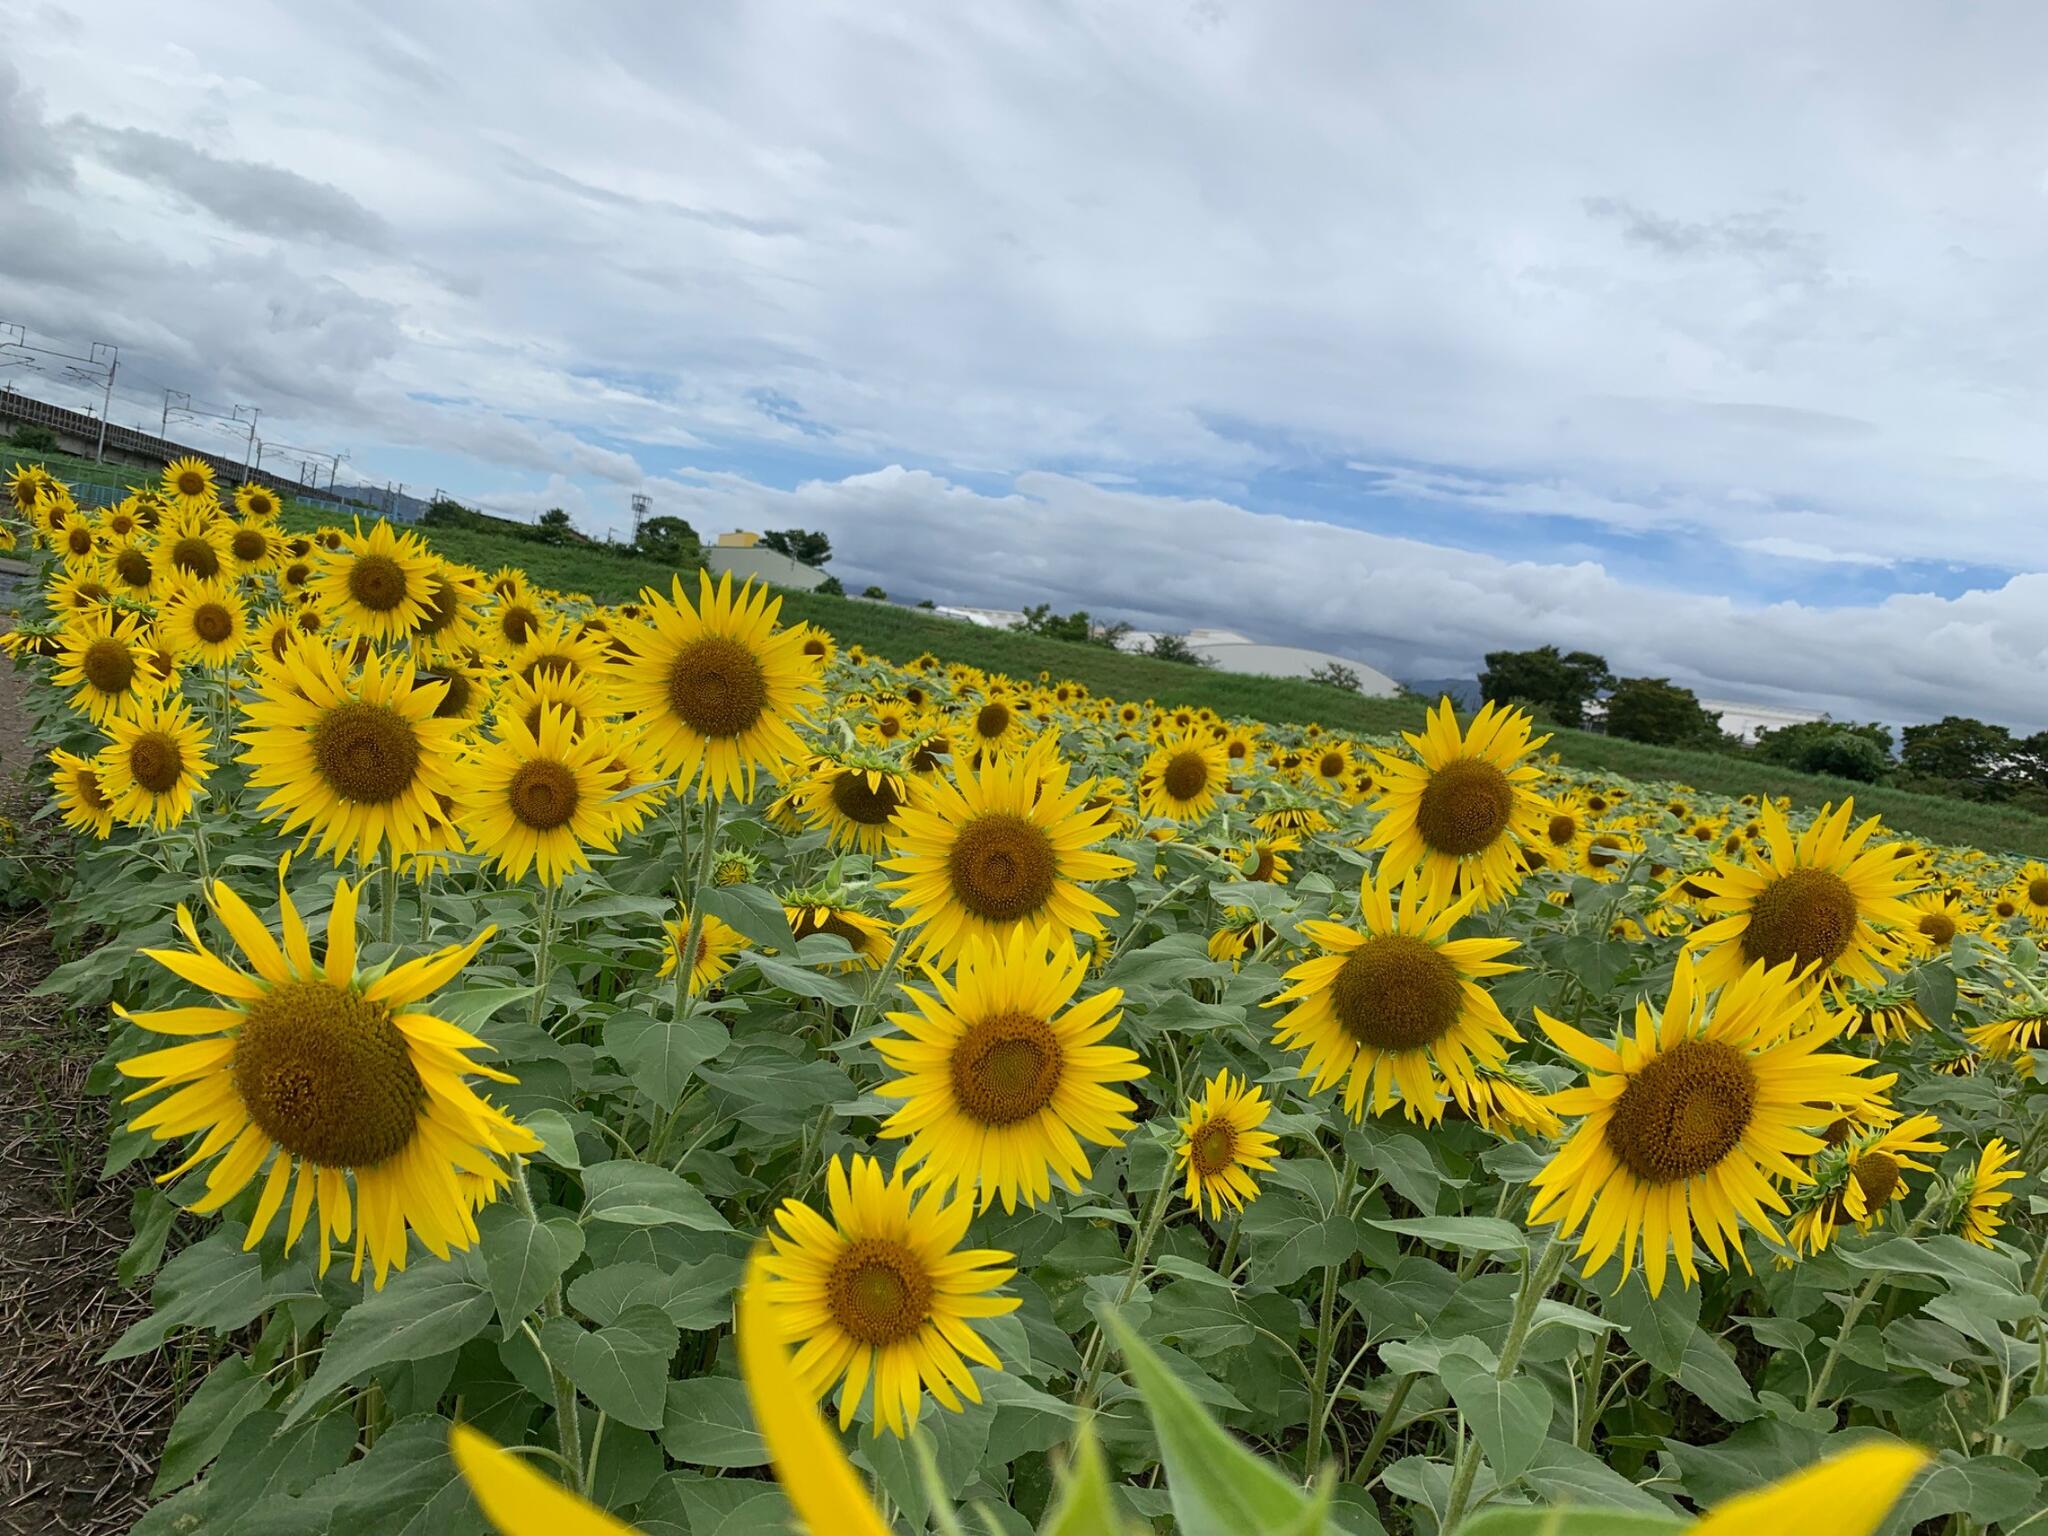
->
1076 1159 1176 1407
1355 1370 1417 1479
508 1159 583 1493
1575 1327 1611 1450
672 794 723 1024
529 881 559 1036
1304 1152 1357 1479
378 844 398 947
1809 1204 1932 1413
1441 1230 1566 1533
1217 1213 1242 1281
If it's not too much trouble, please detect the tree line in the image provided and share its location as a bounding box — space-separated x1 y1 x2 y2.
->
1478 645 2048 809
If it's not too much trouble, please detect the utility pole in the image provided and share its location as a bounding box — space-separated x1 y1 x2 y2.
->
94 344 118 463
631 491 651 542
0 323 120 461
235 405 259 484
161 389 188 435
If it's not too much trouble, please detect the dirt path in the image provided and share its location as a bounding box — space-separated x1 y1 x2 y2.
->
0 628 174 1534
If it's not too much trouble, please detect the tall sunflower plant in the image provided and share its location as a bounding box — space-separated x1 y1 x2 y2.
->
1 468 2042 1533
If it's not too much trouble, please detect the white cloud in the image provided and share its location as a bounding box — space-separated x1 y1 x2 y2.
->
654 466 2048 728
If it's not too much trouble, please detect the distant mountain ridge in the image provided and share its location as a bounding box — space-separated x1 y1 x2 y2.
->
1401 676 1481 710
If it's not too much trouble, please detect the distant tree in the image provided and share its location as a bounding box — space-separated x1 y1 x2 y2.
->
6 423 58 451
528 506 576 546
634 514 699 565
2008 731 2048 793
861 584 888 600
916 598 936 610
1147 632 1214 667
760 529 833 567
422 496 476 528
1308 662 1362 692
1603 677 1721 746
1753 720 1894 782
1901 716 2013 795
815 574 845 596
1479 645 1612 729
1012 604 1093 643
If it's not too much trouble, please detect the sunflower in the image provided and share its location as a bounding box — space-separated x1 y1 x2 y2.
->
6 461 53 517
49 748 118 838
1784 1114 1942 1259
760 1152 1019 1436
961 691 1023 757
313 520 440 643
874 924 1146 1212
1175 1070 1280 1219
97 698 215 829
1364 698 1550 909
407 564 487 660
861 697 919 747
1139 732 1229 823
158 507 232 583
55 515 99 563
1836 983 1929 1044
238 642 464 863
608 571 819 800
1233 831 1299 884
794 752 912 854
1905 889 1980 953
1255 800 1333 837
53 609 163 723
879 750 1131 965
421 656 491 725
224 517 282 577
158 578 251 669
499 665 602 739
161 455 218 507
1266 865 1521 1123
103 539 164 603
1963 1012 2048 1069
794 624 838 669
46 564 115 614
233 482 283 521
659 907 747 994
456 706 625 885
115 871 537 1287
1308 739 1353 790
1529 954 1884 1295
508 614 608 688
1955 1139 2024 1247
2007 863 2048 928
1682 800 1920 993
1208 908 1276 967
785 897 897 969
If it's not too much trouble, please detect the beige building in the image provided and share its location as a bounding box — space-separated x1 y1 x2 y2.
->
702 531 830 590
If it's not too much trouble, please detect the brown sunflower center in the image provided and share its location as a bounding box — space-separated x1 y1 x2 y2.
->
828 770 904 826
82 638 137 695
113 548 153 588
1604 1039 1756 1183
1997 900 2018 918
65 525 94 556
73 766 112 810
974 701 1012 740
1161 750 1210 802
1329 934 1465 1051
508 758 580 831
284 560 312 588
1850 1150 1901 1207
1318 751 1345 779
1414 758 1515 857
791 909 871 949
802 637 828 658
1250 847 1279 882
175 469 209 498
231 528 268 562
170 537 220 579
949 1011 1064 1126
233 979 426 1167
826 1238 933 1347
945 812 1058 922
347 553 408 613
1547 813 1579 847
192 602 235 645
1917 911 1957 947
414 575 459 636
665 636 768 738
2030 878 2048 907
312 701 422 804
1741 867 1860 972
1189 1118 1237 1176
415 673 464 720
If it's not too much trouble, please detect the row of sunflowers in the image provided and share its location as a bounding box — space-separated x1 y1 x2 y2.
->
5 454 2047 1534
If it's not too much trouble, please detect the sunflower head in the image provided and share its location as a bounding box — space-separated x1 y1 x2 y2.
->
1175 1070 1281 1219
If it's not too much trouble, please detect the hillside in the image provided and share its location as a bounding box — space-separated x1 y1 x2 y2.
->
272 508 2045 855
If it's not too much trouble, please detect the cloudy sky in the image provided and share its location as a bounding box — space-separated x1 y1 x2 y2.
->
4 1 2046 727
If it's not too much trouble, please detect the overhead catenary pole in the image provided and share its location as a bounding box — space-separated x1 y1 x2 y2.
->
94 346 117 463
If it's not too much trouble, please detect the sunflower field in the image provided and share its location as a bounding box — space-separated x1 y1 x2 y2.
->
6 457 2048 1535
